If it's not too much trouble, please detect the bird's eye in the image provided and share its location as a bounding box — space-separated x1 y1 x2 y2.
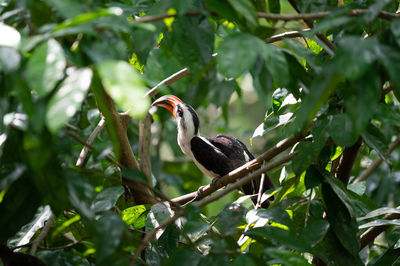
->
177 109 183 117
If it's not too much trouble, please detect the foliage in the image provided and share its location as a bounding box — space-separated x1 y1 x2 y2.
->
1 0 400 265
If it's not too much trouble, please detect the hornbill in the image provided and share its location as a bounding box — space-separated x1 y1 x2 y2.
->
152 95 273 208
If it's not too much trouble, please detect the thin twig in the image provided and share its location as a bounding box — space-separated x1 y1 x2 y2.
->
76 117 106 167
66 131 94 149
354 136 400 183
145 68 190 98
30 213 55 255
256 170 266 209
265 30 310 43
171 135 304 205
134 9 400 24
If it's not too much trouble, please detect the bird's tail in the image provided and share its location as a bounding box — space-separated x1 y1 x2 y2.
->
241 173 273 208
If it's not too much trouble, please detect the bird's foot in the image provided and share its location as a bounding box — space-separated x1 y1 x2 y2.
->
211 177 220 188
195 185 206 200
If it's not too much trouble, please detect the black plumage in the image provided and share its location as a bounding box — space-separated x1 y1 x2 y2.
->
152 95 273 208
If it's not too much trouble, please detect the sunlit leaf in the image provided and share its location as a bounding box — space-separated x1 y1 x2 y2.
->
97 60 150 118
27 39 66 97
46 67 92 133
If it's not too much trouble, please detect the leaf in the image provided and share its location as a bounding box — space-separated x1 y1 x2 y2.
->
0 24 21 48
321 179 360 256
344 70 380 135
7 205 52 248
95 213 125 261
265 248 312 266
43 0 84 18
217 33 264 78
0 163 26 190
357 207 400 222
171 0 196 15
66 171 96 220
292 140 322 175
335 36 378 80
261 44 289 87
362 123 389 164
0 47 21 73
91 186 124 213
297 0 337 13
232 255 256 266
226 0 258 25
367 247 400 266
328 113 359 147
373 104 400 127
253 207 292 228
268 0 280 13
121 205 147 229
391 19 400 47
359 219 400 229
302 219 330 247
304 165 323 189
163 247 202 266
146 203 174 238
216 202 246 235
121 168 148 184
289 65 339 133
246 226 312 253
96 60 150 119
27 39 66 97
376 45 400 101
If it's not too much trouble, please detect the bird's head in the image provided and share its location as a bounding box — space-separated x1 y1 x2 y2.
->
152 95 200 138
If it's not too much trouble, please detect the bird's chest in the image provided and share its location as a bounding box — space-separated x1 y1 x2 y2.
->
177 136 220 179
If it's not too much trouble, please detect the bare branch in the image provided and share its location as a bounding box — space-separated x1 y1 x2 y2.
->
171 134 304 205
144 68 189 98
354 136 400 183
360 206 400 249
265 30 310 43
335 138 362 185
139 113 153 185
30 213 55 255
76 117 106 167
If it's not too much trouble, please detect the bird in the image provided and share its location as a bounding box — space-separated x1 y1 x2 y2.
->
152 95 273 208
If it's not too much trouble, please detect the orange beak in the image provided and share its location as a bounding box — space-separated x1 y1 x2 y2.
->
151 95 183 117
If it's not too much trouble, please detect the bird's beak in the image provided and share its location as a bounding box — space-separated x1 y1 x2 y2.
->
151 95 183 117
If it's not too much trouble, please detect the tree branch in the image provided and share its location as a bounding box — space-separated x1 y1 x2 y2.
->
135 9 400 24
30 213 55 255
139 113 153 185
171 135 304 205
354 136 400 183
76 117 106 167
335 138 362 185
144 68 190 98
360 206 400 249
92 85 156 204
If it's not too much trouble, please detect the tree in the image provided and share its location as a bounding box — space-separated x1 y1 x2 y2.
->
1 0 400 265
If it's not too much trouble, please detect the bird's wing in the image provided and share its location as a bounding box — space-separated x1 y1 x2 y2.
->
190 136 233 177
207 134 254 163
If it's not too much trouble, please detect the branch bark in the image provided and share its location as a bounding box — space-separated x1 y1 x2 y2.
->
30 214 55 255
139 113 153 185
171 135 304 205
360 206 400 249
335 138 362 185
92 85 156 204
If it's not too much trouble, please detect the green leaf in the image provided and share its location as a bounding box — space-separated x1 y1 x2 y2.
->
91 186 124 213
261 45 289 87
304 165 323 189
0 163 26 190
246 226 312 253
362 123 389 164
265 248 312 266
46 67 92 133
233 255 256 266
359 219 400 229
344 71 380 135
373 104 400 127
0 24 21 48
95 213 125 261
121 205 147 229
0 47 21 73
302 219 330 247
321 178 359 256
292 140 322 176
43 0 84 18
121 168 148 184
146 203 174 233
357 207 400 222
96 60 150 119
7 205 52 248
376 45 400 98
66 171 96 220
289 65 339 132
391 19 400 47
171 0 196 15
227 0 258 25
298 0 337 13
268 0 280 13
367 247 400 266
328 113 359 147
216 202 246 235
27 39 66 97
335 37 378 80
163 247 202 266
217 33 264 78
253 207 292 227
